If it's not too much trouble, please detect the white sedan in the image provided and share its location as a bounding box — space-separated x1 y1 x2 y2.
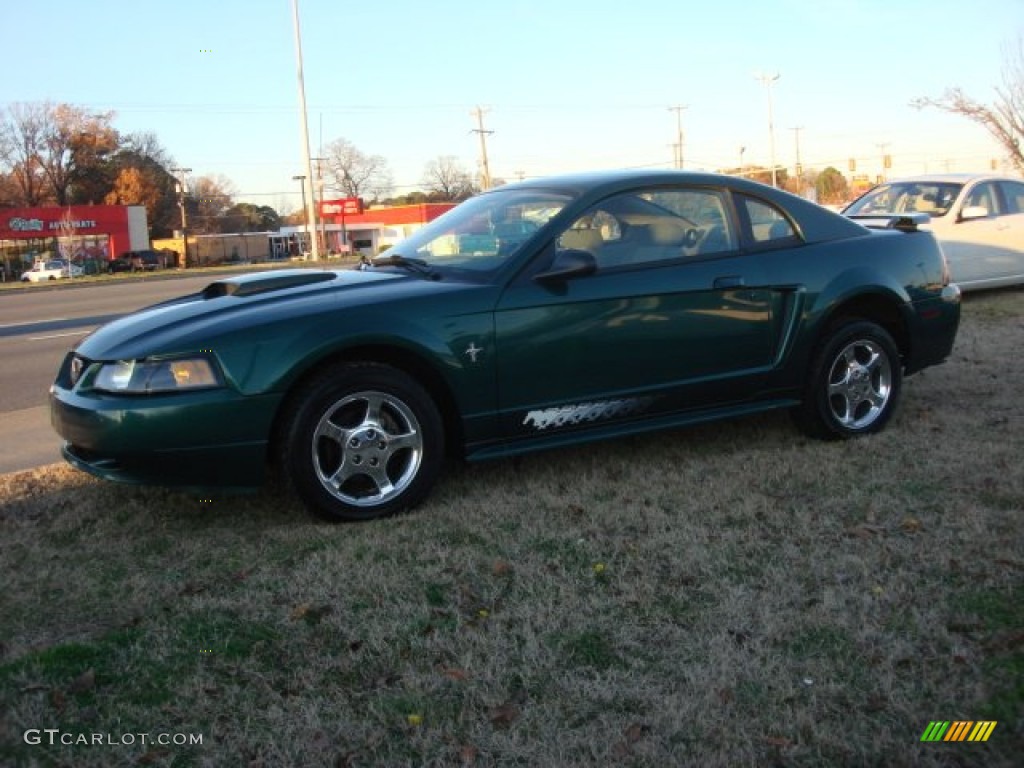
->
843 174 1024 291
20 260 85 283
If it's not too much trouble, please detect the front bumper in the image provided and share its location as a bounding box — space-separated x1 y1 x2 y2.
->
50 382 283 491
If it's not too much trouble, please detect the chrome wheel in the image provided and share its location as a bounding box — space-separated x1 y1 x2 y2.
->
793 320 902 440
825 339 893 430
311 390 423 508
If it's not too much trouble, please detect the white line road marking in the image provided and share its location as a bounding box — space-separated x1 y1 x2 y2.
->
0 317 68 328
29 330 92 341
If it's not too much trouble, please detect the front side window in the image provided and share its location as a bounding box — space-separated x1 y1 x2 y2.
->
380 189 570 274
845 182 963 218
555 187 736 270
963 182 999 216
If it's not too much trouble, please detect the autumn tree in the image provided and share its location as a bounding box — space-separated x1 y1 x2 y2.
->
324 138 393 202
104 167 163 212
913 35 1024 173
421 156 477 201
109 133 181 236
814 167 850 205
41 103 118 205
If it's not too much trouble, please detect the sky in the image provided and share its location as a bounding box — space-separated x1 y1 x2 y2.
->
3 0 1022 210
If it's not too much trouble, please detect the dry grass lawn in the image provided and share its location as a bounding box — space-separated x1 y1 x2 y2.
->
1 288 1021 767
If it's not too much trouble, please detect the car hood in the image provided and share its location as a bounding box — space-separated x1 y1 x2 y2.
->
74 268 489 361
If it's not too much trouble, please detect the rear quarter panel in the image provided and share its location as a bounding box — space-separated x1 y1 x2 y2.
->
761 227 953 382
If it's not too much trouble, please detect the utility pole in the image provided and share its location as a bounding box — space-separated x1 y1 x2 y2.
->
790 126 804 194
754 72 781 187
471 106 493 190
668 105 687 169
171 167 191 266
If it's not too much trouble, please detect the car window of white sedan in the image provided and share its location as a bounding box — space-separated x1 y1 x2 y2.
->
1000 181 1024 214
964 182 999 216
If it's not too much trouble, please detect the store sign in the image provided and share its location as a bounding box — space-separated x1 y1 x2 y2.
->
8 217 44 232
6 216 98 232
321 197 364 216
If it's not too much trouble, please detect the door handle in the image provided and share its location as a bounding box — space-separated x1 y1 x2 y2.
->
713 275 745 289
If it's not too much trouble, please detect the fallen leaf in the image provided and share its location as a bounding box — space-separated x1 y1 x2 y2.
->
49 689 66 713
764 736 793 747
900 517 923 533
844 524 885 539
492 560 513 577
290 603 311 620
566 503 585 518
623 722 648 743
68 668 95 694
489 702 521 728
443 668 469 681
611 740 632 759
460 744 478 764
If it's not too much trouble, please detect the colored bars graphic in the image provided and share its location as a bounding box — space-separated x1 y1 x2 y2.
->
920 721 997 742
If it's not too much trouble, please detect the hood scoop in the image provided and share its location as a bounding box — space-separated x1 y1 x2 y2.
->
202 270 337 299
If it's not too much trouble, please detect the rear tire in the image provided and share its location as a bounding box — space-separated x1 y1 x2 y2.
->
280 362 444 521
793 320 902 440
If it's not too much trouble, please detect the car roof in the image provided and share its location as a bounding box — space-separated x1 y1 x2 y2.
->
881 173 1021 184
490 168 868 242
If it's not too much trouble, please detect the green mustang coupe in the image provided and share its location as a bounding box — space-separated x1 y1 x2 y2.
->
50 170 961 520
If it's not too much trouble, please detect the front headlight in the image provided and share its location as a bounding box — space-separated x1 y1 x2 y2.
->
92 356 222 394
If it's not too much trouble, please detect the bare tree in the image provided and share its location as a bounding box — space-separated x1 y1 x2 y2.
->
422 155 477 201
324 137 393 202
912 36 1024 173
0 102 118 206
189 174 237 234
0 102 49 205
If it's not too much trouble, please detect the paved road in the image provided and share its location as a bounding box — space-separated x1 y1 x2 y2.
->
0 274 241 474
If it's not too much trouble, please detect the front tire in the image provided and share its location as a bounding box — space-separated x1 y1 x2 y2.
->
794 320 902 440
280 362 444 521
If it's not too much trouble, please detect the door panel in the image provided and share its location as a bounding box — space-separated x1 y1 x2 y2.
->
495 255 778 437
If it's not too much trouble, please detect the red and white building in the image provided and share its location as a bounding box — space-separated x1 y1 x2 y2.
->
277 201 457 257
0 205 149 277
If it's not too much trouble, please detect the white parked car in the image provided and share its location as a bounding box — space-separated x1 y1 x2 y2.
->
843 174 1024 291
20 260 84 283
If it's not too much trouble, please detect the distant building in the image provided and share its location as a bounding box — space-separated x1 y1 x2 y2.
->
0 205 148 277
279 201 457 257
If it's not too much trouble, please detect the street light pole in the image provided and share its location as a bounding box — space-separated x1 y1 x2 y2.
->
290 0 321 260
171 166 191 267
754 72 780 187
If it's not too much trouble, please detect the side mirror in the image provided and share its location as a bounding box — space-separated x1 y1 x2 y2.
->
959 205 990 222
534 249 597 283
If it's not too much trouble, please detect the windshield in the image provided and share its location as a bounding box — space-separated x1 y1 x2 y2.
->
845 181 963 218
377 189 571 273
